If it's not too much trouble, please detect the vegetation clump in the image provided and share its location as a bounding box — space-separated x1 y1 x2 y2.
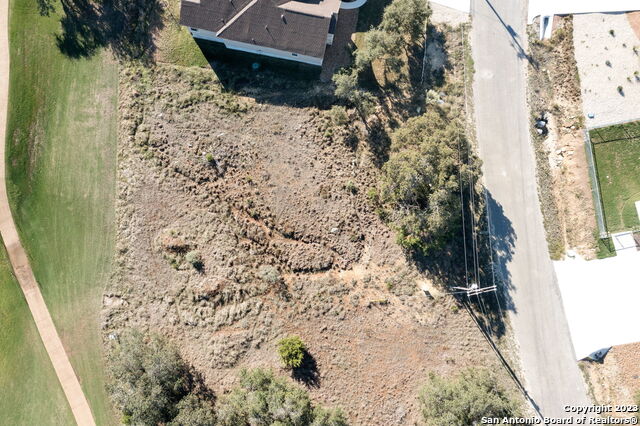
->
185 250 203 270
277 336 307 369
217 368 347 426
108 333 348 425
419 368 521 425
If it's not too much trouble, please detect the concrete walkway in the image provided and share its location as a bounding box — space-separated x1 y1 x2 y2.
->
0 0 96 424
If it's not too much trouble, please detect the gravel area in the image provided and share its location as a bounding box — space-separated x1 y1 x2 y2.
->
573 13 640 128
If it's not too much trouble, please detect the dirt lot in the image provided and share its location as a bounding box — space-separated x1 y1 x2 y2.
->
102 61 511 424
528 16 597 259
580 343 640 407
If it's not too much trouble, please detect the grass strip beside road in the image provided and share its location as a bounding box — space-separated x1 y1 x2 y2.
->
5 0 118 423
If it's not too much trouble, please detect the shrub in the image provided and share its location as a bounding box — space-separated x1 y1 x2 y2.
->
332 70 376 117
328 105 349 126
205 153 215 165
258 265 281 284
419 368 521 426
217 369 347 425
185 250 203 270
277 336 307 369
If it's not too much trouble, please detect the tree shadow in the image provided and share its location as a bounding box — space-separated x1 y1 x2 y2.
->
188 366 217 402
52 0 164 61
356 0 393 32
291 351 320 388
484 0 538 68
470 190 517 337
420 24 449 90
410 188 516 338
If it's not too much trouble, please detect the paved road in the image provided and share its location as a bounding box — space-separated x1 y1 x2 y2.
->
0 0 95 424
470 0 591 418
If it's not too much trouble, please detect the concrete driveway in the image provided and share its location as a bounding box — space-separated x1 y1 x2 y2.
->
555 252 640 360
471 0 591 417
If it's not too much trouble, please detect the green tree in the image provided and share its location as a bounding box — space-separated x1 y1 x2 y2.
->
379 109 478 253
217 369 314 425
381 0 430 43
107 330 192 424
419 368 521 426
354 29 403 73
277 336 307 369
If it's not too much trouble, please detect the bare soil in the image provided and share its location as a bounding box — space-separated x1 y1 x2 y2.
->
580 343 640 407
102 63 510 424
528 16 597 259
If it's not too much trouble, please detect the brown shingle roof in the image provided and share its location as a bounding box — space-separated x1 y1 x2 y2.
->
180 0 332 58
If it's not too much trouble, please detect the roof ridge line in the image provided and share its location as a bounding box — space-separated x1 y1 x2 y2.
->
217 0 260 36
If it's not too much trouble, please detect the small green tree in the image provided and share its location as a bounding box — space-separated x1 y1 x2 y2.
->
381 0 430 44
354 29 403 73
185 250 203 270
277 336 306 369
419 368 521 426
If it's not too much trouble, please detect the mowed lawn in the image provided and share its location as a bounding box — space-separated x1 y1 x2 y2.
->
5 0 118 424
590 120 640 232
0 244 74 425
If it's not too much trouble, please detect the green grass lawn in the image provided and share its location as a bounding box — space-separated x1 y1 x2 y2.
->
155 0 209 67
590 121 640 232
5 0 118 423
0 243 74 425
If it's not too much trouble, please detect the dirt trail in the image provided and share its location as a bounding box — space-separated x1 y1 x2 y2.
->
0 0 95 424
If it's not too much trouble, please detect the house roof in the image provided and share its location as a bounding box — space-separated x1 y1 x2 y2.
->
180 0 338 58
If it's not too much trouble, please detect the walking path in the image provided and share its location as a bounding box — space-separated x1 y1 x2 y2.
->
0 0 96 424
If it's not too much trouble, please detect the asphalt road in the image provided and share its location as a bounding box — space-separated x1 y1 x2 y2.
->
470 0 592 417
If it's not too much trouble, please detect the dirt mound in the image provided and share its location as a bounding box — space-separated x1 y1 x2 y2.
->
103 64 506 424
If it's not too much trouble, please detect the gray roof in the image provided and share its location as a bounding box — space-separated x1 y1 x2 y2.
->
180 0 333 58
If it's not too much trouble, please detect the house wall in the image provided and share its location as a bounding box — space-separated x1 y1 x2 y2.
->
188 28 323 66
